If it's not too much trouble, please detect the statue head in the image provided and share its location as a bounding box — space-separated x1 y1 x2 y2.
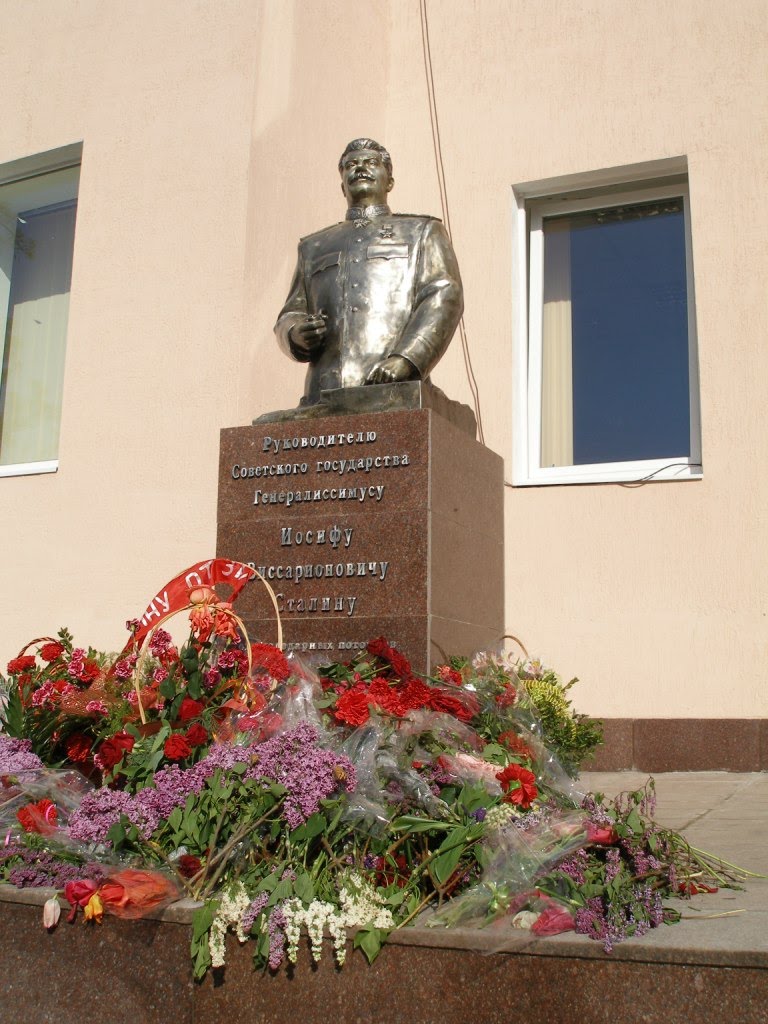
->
338 138 394 207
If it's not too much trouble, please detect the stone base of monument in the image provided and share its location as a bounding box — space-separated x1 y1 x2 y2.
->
2 886 765 1024
218 384 504 672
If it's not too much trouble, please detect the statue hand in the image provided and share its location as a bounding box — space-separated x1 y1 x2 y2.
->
288 314 327 358
365 355 417 385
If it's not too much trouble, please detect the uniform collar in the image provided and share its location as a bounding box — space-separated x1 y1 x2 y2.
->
345 204 391 225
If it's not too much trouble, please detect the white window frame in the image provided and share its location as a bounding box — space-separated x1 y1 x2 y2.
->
0 144 81 479
511 160 702 486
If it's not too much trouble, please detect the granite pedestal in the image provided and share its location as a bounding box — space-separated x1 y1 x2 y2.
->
217 385 504 671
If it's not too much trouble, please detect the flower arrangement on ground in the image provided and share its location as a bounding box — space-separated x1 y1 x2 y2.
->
0 561 758 979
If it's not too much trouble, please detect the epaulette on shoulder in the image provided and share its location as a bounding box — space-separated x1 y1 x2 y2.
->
299 220 346 243
392 213 441 222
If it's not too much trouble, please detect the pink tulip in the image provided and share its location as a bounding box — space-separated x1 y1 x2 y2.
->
42 897 60 929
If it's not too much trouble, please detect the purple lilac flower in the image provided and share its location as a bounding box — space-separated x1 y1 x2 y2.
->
244 722 357 829
67 789 138 845
605 847 622 883
241 891 269 934
472 808 487 822
0 736 43 773
1 842 106 889
267 905 287 969
557 847 589 885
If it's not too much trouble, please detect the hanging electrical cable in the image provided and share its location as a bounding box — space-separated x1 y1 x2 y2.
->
419 0 485 445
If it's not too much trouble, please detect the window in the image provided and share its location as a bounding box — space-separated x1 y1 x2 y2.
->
0 153 80 476
512 163 701 485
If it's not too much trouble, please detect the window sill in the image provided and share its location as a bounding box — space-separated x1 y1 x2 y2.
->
512 460 702 486
0 460 58 479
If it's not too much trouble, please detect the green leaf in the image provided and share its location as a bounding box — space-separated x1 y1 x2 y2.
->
187 671 203 700
294 872 315 905
626 808 643 835
1 685 25 737
390 815 450 833
353 925 383 964
432 825 470 884
106 821 126 848
192 901 216 941
159 676 176 700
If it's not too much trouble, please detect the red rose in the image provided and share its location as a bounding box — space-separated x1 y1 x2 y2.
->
17 798 58 834
164 734 192 761
387 649 412 679
496 764 538 808
177 855 202 879
40 642 65 662
178 697 205 722
428 687 480 722
65 733 93 764
366 636 391 659
185 723 208 747
7 655 36 675
334 690 371 726
96 732 135 771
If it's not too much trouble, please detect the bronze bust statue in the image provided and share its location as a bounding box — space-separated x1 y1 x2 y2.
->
275 138 464 405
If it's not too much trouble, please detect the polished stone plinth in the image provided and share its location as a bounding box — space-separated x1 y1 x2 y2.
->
218 399 504 672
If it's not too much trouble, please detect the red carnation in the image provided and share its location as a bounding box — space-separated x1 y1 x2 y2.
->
398 678 433 712
164 734 192 761
498 731 532 759
496 763 538 808
387 649 412 679
250 643 291 682
96 732 135 771
7 655 36 675
40 642 65 662
436 665 464 687
334 689 371 727
17 798 58 834
77 659 101 685
185 723 208 747
177 697 204 722
65 732 93 764
367 677 404 716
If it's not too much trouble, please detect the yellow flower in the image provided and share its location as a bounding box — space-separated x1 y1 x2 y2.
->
83 893 103 924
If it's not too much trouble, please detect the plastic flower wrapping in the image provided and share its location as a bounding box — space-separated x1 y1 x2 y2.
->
0 562 758 978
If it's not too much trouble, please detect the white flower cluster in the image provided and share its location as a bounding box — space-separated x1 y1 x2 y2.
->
281 871 394 968
484 803 520 832
208 883 252 968
283 897 344 965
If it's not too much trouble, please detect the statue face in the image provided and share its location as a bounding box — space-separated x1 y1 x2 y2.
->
340 149 393 206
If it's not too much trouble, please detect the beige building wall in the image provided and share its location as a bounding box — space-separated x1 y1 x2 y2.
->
1 0 766 722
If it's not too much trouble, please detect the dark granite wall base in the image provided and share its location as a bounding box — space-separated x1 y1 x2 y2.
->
1 896 766 1024
589 719 768 772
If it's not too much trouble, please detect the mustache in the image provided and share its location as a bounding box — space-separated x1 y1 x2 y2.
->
351 171 375 181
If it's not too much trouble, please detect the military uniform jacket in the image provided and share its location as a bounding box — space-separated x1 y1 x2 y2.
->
274 208 463 404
